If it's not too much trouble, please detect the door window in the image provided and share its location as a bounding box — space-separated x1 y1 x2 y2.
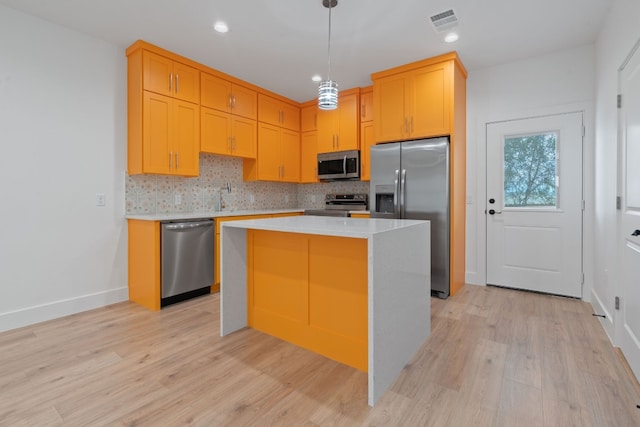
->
503 132 558 208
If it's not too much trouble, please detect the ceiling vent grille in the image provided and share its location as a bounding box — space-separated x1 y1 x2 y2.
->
430 9 458 33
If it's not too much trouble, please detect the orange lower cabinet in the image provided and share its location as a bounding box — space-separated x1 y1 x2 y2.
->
128 220 161 311
350 213 370 218
247 230 368 372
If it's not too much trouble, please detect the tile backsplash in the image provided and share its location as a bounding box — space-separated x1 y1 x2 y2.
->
126 153 370 215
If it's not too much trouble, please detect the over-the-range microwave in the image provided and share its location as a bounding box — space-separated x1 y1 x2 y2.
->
317 149 360 181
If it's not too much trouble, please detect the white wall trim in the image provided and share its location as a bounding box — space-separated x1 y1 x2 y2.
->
0 287 128 333
475 102 595 302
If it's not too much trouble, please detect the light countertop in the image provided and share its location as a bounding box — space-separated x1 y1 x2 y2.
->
221 215 427 239
125 209 304 221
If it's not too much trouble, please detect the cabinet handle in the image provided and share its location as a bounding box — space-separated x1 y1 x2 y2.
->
229 94 233 109
336 134 339 148
361 104 365 118
169 73 172 91
175 74 179 93
232 95 237 109
233 136 237 151
176 152 179 169
228 136 232 151
169 151 173 168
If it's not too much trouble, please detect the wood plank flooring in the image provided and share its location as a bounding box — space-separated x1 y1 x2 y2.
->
1 285 639 426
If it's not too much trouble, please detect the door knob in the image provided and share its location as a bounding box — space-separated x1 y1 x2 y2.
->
488 209 502 215
489 198 495 204
632 229 640 236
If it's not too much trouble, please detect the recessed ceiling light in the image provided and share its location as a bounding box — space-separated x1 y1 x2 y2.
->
213 21 229 33
311 75 322 82
444 32 459 43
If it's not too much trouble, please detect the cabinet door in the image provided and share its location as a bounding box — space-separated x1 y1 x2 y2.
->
201 72 232 112
360 90 373 123
231 116 257 158
173 99 199 176
172 61 200 104
281 129 300 182
317 108 337 153
374 74 408 143
142 91 172 174
410 63 451 138
257 123 282 181
142 51 173 97
201 107 232 155
300 131 318 183
231 85 257 120
257 94 282 126
301 105 318 132
337 93 359 151
360 122 375 181
280 102 300 131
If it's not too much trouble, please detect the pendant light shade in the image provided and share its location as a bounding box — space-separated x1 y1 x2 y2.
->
318 0 338 110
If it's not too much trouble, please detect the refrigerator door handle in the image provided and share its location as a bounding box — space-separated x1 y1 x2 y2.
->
394 169 400 217
400 169 407 217
343 155 347 176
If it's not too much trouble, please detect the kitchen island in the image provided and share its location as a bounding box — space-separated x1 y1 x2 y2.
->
220 215 430 406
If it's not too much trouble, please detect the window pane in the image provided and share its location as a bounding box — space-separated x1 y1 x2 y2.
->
503 133 557 208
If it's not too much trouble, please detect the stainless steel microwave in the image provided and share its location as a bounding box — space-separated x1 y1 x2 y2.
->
317 150 360 181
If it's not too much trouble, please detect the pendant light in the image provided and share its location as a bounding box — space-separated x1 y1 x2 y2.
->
318 0 338 110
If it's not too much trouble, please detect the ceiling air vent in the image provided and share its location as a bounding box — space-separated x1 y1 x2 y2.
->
429 9 458 33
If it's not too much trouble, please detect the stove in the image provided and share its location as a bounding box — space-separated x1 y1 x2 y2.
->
304 193 368 217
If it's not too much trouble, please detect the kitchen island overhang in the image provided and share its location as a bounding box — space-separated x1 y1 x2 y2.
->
220 215 431 406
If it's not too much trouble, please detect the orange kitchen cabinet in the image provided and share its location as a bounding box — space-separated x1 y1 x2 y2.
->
360 87 373 123
373 59 452 143
258 93 300 132
359 121 375 181
301 103 318 132
128 220 161 311
128 43 200 176
201 72 257 120
317 90 359 153
214 212 302 289
244 123 300 183
247 230 368 372
300 131 318 183
201 107 256 158
140 91 199 176
142 50 200 104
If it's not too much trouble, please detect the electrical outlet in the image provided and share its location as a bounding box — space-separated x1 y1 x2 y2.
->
174 194 181 205
96 193 105 207
466 195 473 204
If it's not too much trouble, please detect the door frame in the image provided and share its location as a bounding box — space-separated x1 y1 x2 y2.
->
472 103 595 302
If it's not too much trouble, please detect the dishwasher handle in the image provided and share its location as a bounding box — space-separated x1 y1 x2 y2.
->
163 220 213 230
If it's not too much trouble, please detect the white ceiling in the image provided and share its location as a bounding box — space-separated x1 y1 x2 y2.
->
0 0 613 103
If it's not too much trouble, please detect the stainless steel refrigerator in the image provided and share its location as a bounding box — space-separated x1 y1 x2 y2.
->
370 137 450 298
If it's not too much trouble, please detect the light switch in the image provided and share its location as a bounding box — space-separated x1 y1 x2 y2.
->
96 193 105 207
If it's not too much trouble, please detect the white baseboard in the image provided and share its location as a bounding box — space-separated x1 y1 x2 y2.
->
465 271 482 286
0 287 129 333
590 288 615 344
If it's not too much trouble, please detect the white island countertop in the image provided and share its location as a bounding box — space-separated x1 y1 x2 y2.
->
125 208 303 221
222 215 427 239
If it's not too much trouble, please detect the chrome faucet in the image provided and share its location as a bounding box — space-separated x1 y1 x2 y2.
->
217 182 231 211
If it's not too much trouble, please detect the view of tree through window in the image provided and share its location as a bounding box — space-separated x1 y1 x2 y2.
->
503 133 557 207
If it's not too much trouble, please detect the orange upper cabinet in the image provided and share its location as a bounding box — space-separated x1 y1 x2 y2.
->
360 87 373 123
258 94 300 132
245 123 300 182
201 72 257 120
373 58 453 143
317 90 359 153
359 121 375 181
300 131 318 183
142 50 200 104
201 107 256 158
128 43 200 176
301 104 318 132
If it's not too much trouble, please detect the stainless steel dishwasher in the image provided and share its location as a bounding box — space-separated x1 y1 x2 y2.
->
161 219 214 307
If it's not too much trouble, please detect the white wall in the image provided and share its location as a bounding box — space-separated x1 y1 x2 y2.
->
0 5 128 332
465 45 596 298
592 0 640 341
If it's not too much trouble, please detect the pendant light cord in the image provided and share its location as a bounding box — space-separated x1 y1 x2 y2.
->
327 2 332 81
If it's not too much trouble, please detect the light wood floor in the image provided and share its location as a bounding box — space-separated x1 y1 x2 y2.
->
1 285 639 426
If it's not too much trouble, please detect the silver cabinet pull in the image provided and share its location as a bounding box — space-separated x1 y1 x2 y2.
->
232 95 237 109
169 73 173 91
169 151 173 168
176 152 179 169
229 94 233 109
175 74 179 93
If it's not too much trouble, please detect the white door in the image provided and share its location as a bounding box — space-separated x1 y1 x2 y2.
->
486 113 583 297
618 42 640 379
